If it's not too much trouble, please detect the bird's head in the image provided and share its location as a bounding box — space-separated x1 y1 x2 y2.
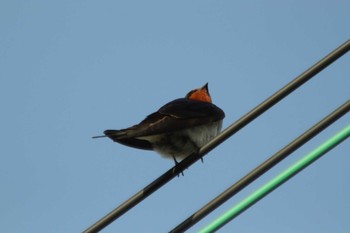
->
185 83 212 103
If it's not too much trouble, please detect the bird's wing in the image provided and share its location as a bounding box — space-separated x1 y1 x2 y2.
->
123 98 225 138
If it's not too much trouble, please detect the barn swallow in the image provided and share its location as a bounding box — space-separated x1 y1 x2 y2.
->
93 83 225 166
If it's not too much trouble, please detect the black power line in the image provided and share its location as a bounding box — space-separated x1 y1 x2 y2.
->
170 99 350 233
84 39 350 233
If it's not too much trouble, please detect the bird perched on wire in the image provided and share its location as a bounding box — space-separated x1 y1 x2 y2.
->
93 83 225 166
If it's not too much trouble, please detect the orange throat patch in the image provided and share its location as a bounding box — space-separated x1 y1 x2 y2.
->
188 90 212 103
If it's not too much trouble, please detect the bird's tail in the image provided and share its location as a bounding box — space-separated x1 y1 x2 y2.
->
92 129 127 139
93 129 153 150
92 135 107 139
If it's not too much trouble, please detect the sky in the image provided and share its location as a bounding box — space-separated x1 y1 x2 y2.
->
1 1 350 233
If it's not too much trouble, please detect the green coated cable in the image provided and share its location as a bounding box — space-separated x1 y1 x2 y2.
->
200 125 350 233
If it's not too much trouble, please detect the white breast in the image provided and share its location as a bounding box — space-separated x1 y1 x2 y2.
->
141 120 223 160
183 120 223 148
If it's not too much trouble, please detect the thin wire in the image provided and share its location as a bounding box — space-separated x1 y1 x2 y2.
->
84 39 350 233
170 100 350 233
199 125 350 233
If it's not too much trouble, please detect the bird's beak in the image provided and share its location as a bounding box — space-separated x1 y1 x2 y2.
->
201 82 209 91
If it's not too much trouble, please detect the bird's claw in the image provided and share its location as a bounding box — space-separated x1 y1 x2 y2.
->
173 156 184 176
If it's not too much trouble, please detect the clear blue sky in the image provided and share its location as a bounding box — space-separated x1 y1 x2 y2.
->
1 1 349 233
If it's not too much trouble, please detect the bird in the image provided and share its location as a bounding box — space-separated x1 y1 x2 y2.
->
93 83 225 166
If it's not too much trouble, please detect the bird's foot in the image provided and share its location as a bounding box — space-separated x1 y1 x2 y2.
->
172 156 184 176
194 148 204 163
